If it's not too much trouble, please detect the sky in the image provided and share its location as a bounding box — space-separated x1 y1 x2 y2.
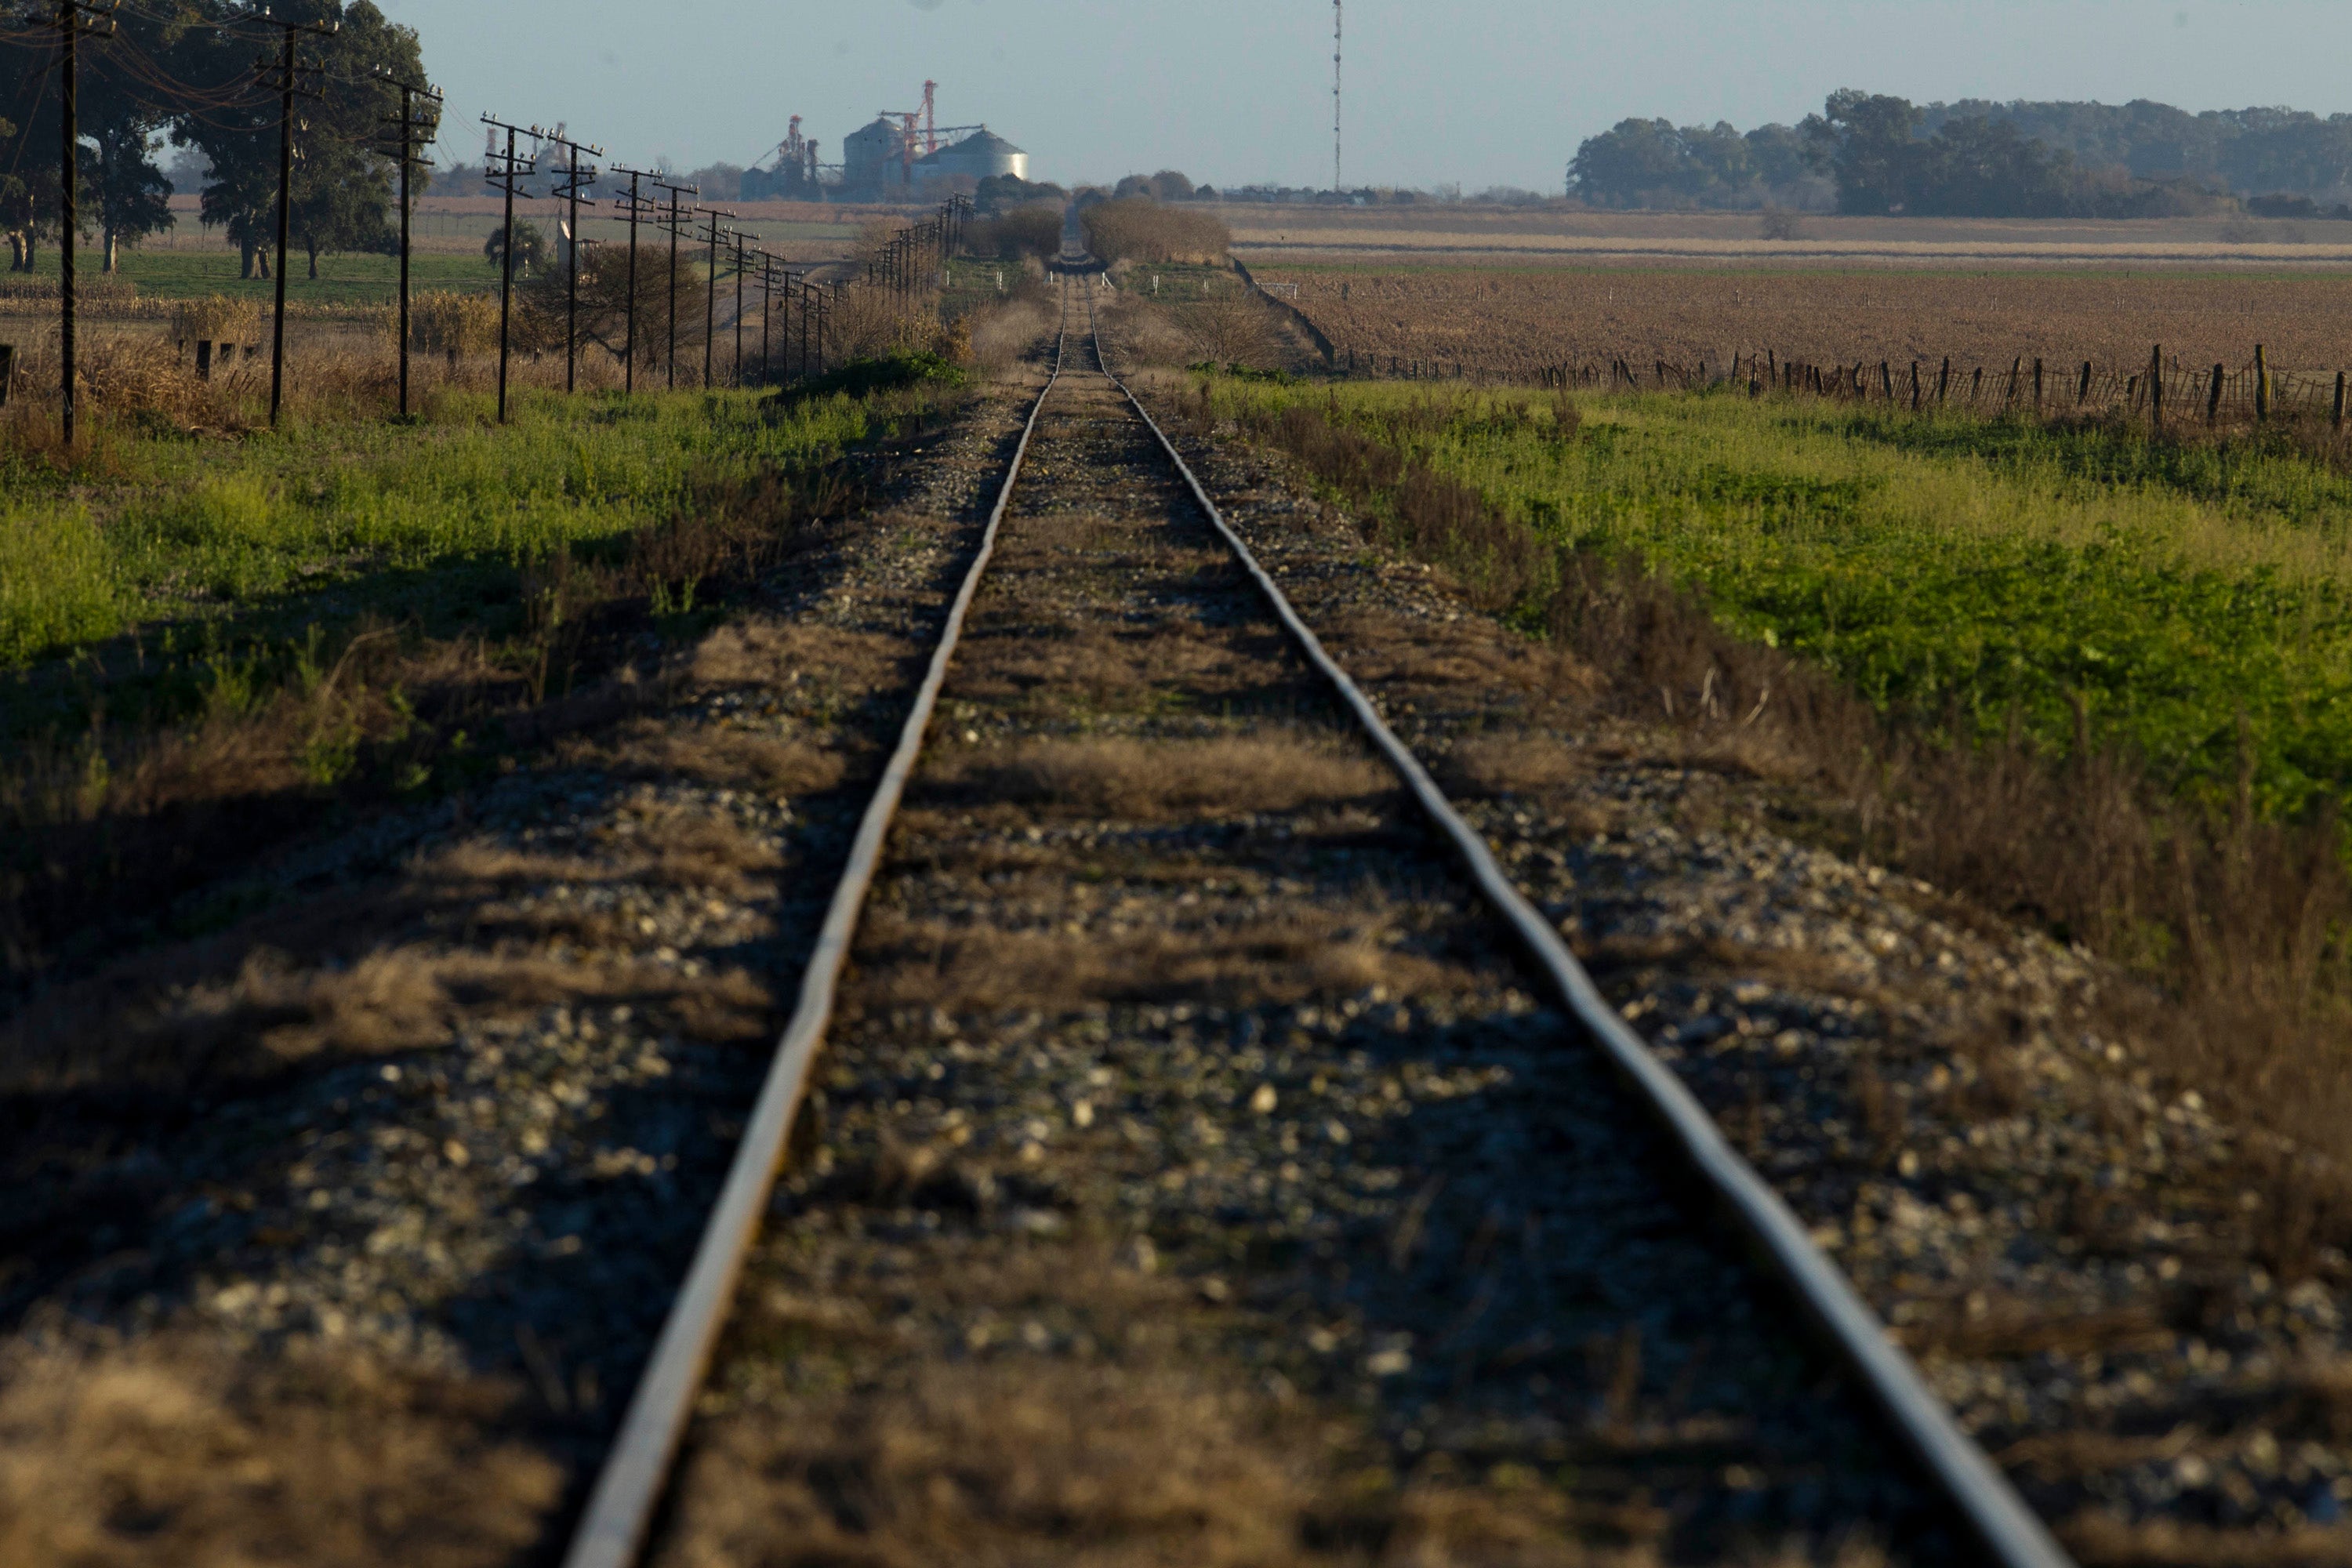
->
373 1 2352 192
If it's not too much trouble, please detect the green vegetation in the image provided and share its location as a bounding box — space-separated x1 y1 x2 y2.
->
0 379 929 733
2 247 495 304
1207 376 2352 824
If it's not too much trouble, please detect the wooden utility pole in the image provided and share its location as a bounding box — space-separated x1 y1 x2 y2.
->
261 13 336 428
376 69 441 419
481 117 538 424
56 1 119 444
543 130 603 394
610 167 660 395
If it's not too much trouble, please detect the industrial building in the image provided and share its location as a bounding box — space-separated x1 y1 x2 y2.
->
746 83 1029 203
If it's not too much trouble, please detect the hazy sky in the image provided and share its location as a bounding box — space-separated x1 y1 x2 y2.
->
374 1 2352 191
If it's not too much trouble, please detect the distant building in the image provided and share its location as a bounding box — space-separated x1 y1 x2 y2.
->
914 130 1029 188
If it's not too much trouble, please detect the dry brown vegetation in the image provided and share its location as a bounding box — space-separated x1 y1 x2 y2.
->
924 735 1390 818
1219 393 2352 1279
1261 266 2352 383
660 1243 1712 1568
1083 198 1233 265
0 1337 560 1568
1 804 786 1098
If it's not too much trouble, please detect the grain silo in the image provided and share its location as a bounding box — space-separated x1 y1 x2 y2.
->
842 115 909 195
916 129 1029 187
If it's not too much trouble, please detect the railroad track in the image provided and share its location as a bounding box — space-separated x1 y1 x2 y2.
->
562 285 2074 1568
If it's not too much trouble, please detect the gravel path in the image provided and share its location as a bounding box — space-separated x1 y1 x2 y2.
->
654 310 1952 1567
1142 373 2352 1566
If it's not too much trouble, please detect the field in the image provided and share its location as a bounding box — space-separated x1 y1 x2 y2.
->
1216 200 2352 267
1250 263 2352 383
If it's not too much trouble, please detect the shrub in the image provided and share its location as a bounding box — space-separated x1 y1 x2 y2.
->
1080 198 1229 265
965 203 1063 262
405 292 501 358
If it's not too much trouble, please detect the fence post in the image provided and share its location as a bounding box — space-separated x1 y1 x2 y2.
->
2255 343 2270 421
1909 361 1921 410
2208 364 2225 426
2078 361 2092 405
2336 370 2347 430
1937 357 1951 403
1879 360 1893 399
2033 358 2043 412
2151 344 2164 430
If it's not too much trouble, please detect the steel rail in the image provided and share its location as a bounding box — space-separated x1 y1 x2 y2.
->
560 313 1072 1568
1087 300 2074 1568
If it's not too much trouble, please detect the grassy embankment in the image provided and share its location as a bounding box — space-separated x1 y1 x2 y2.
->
2 359 966 984
1214 378 2352 824
1201 373 2352 1258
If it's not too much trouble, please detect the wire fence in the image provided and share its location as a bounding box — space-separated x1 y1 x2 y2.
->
1329 339 2350 430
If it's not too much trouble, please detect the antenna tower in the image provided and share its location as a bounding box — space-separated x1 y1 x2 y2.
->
1332 0 1343 193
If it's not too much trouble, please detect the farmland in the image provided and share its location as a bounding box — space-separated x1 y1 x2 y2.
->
1250 261 2352 382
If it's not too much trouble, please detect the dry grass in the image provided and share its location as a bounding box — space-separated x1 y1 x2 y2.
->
0 1336 559 1568
1440 731 1598 800
2060 1515 2352 1566
558 720 851 797
660 1243 1664 1568
1261 266 2352 384
926 735 1391 819
1 814 783 1095
858 901 1463 1014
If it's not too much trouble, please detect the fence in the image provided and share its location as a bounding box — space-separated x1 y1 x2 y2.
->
1330 341 2350 430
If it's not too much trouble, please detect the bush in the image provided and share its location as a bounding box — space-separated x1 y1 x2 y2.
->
965 202 1063 262
405 292 501 358
1080 198 1229 265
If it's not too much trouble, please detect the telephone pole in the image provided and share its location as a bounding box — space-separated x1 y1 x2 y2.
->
653 176 696 389
609 165 660 395
258 9 335 428
541 129 601 394
375 68 441 419
481 116 538 423
55 0 118 445
697 205 735 389
728 230 750 386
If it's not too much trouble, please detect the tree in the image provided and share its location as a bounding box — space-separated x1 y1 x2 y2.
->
176 0 426 279
1801 90 1926 214
486 220 546 276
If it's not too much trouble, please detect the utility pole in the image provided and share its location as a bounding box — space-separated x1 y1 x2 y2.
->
542 129 601 394
609 165 659 394
728 230 750 386
757 253 775 384
654 177 696 390
55 0 117 445
260 9 336 428
375 68 441 419
481 116 537 423
697 205 736 389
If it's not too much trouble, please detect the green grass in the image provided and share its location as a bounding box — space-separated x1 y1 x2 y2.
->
0 377 927 735
5 247 498 303
1208 377 2352 824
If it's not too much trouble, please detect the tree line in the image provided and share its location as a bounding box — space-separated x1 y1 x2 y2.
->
0 0 427 279
1572 90 2352 216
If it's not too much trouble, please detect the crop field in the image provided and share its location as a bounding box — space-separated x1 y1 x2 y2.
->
1252 261 2352 383
1218 201 2352 267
